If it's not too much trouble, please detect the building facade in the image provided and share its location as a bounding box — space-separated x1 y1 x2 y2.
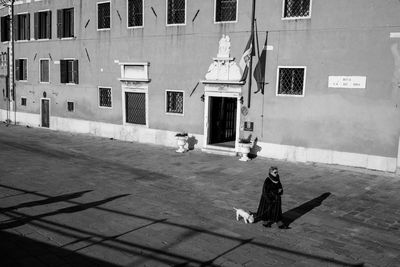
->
1 0 400 173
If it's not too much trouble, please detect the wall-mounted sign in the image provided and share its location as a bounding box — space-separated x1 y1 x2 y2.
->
244 121 254 131
328 76 366 89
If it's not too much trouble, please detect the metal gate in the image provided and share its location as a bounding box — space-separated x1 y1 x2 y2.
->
209 97 236 145
125 92 146 125
41 99 49 128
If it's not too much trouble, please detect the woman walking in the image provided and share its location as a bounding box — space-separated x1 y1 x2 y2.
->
255 166 289 229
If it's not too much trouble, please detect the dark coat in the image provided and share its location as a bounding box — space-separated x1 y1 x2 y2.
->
255 174 283 222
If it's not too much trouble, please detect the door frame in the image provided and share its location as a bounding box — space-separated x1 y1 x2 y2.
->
204 91 241 152
40 97 50 128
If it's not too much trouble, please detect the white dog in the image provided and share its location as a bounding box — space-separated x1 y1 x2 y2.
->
233 207 254 224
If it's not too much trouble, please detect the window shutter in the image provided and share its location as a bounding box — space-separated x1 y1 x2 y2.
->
57 9 63 38
73 60 79 84
13 15 18 40
60 60 67 83
46 11 52 39
70 9 74 37
34 12 39 39
1 17 5 41
23 59 27 80
26 14 30 40
15 60 20 81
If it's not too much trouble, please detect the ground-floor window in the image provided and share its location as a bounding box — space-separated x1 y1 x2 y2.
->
125 92 146 125
67 101 74 112
99 87 112 108
40 59 50 83
166 90 184 115
276 66 306 96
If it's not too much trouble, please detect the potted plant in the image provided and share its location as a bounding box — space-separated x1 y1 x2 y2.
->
175 132 188 153
238 137 253 161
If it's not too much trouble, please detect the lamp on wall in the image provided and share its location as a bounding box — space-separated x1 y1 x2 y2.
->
200 94 205 102
240 96 244 105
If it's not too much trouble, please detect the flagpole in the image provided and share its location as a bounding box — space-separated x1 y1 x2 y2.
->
247 0 256 108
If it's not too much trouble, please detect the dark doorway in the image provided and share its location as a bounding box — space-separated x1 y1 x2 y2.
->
208 97 236 147
41 99 49 128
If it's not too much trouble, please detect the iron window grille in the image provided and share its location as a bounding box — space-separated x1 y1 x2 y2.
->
98 2 111 30
15 59 27 81
67 101 74 112
166 90 184 114
125 92 146 125
21 97 27 106
16 13 30 41
215 0 237 22
99 87 112 108
60 59 79 84
283 0 311 18
57 8 74 38
167 0 186 25
128 0 143 27
1 16 10 42
277 67 306 96
40 59 50 83
35 11 51 39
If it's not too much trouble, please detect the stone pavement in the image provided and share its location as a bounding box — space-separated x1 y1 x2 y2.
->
0 123 399 267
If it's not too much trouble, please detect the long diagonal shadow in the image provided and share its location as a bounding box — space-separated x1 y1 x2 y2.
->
0 184 363 266
0 190 92 212
282 192 331 226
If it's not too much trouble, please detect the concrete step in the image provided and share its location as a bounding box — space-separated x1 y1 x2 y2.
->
202 146 238 157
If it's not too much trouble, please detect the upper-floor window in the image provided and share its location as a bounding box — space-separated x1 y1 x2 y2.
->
60 59 79 84
16 13 30 41
98 1 111 30
215 0 237 23
1 16 10 42
15 59 28 81
167 0 186 25
34 11 52 40
57 8 74 38
283 0 311 19
128 0 143 28
276 66 306 96
40 59 50 83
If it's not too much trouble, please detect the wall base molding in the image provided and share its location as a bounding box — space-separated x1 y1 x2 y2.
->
1 110 398 173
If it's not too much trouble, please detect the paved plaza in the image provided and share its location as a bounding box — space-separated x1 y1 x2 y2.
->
0 123 399 267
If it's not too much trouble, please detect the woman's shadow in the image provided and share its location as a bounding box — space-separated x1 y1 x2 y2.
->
282 192 331 227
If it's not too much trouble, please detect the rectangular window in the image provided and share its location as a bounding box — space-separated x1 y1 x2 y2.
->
167 0 186 25
57 8 74 38
166 90 184 114
67 101 74 112
98 2 111 30
34 11 51 39
128 0 143 28
40 59 50 83
125 92 146 125
16 13 30 41
1 16 10 42
283 0 311 18
21 97 27 106
215 0 237 23
99 87 112 108
15 59 28 81
277 67 306 96
60 59 78 84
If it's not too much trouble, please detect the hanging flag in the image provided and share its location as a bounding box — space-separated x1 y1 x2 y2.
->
253 31 268 94
239 33 254 81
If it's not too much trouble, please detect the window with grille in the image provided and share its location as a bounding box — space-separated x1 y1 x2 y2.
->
67 101 74 112
16 14 30 41
167 0 186 25
277 67 306 96
15 59 27 81
283 0 311 18
166 90 184 114
128 0 143 27
35 11 51 39
60 59 79 84
215 0 237 22
99 87 112 108
57 8 74 38
98 2 111 30
125 92 146 125
40 59 50 83
1 16 10 42
21 97 27 106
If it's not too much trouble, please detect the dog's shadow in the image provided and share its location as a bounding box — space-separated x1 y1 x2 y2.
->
282 192 331 226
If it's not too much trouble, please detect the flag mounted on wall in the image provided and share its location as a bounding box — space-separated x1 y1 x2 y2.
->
253 31 268 94
239 33 254 82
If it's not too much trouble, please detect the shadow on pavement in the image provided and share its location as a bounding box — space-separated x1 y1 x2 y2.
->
282 192 331 227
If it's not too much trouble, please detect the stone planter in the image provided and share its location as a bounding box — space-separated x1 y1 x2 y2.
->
176 136 188 153
238 142 252 161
